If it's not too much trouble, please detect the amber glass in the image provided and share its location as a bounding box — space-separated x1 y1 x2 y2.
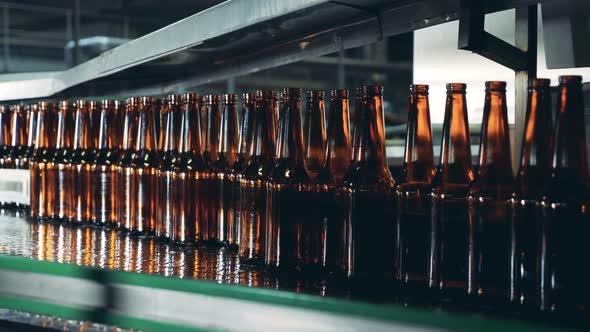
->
0 105 11 169
117 98 139 231
395 84 435 285
131 97 159 234
199 95 208 155
69 100 95 223
235 92 256 174
30 102 56 220
156 95 180 240
201 95 221 242
91 100 120 226
468 81 513 300
511 79 553 306
47 101 74 220
304 90 327 180
266 87 318 270
314 89 352 273
341 85 395 279
239 90 276 264
539 75 590 312
174 93 204 244
429 83 475 294
206 94 239 246
25 104 37 165
9 105 27 170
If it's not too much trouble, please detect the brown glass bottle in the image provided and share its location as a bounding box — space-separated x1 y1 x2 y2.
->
539 75 590 312
91 100 120 226
341 85 395 279
304 90 327 181
30 102 57 220
156 95 179 240
429 83 475 295
131 97 159 235
9 105 27 170
0 105 11 170
468 81 513 301
117 98 138 231
174 93 204 244
266 88 315 271
48 101 74 221
70 101 95 224
208 94 239 246
200 95 221 244
235 93 256 174
395 84 435 286
315 89 352 274
239 90 276 264
511 79 553 306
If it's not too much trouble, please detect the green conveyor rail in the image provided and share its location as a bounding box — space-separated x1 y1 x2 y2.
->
0 255 574 332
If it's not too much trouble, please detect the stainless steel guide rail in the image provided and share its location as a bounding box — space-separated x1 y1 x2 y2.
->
0 0 544 101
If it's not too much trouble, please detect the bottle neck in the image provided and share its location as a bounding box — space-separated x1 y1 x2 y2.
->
277 95 306 167
552 82 589 180
96 107 116 150
36 107 55 149
252 96 276 161
73 108 91 150
179 100 201 155
161 105 178 153
239 97 255 158
438 91 474 183
0 110 9 147
304 94 327 170
352 93 388 167
55 108 71 149
218 101 239 166
403 91 435 183
135 105 157 152
26 107 37 148
121 108 136 151
477 89 513 183
205 100 220 162
324 94 351 182
10 109 26 147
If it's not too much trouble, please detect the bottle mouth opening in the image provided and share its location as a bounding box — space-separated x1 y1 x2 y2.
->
101 99 113 108
167 94 180 105
140 96 154 105
330 89 348 98
409 84 429 93
127 97 140 106
446 83 467 92
282 88 302 98
11 104 23 112
59 100 71 110
243 92 255 102
528 78 551 88
306 90 325 99
559 75 582 85
485 81 507 91
206 94 220 104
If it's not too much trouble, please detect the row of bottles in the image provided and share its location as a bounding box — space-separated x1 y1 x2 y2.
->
396 76 589 313
21 76 590 313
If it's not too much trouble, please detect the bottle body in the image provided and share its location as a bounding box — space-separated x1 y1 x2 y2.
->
30 102 56 220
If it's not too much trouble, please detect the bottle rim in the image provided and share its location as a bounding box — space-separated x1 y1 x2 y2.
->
559 75 582 85
243 92 255 102
282 88 302 98
485 81 507 91
181 93 199 103
361 85 383 96
0 104 8 112
140 96 154 105
409 84 429 93
222 93 237 103
127 97 141 106
306 90 324 99
59 100 71 110
446 83 467 92
330 89 348 98
167 94 180 105
528 78 551 88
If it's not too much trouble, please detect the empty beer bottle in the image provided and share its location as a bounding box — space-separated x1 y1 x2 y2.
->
304 90 327 181
235 93 256 175
131 97 159 234
315 89 352 274
0 105 11 170
9 105 27 170
24 104 37 169
210 94 239 246
157 95 180 240
30 102 57 220
239 90 276 264
341 85 395 279
201 95 221 244
266 88 315 271
429 83 475 297
174 93 204 244
511 79 553 306
539 75 590 312
70 100 95 224
48 101 73 221
117 98 139 231
468 81 513 301
92 100 120 226
395 84 435 286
